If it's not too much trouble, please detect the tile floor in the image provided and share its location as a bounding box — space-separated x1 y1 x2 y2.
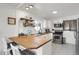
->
0 41 76 55
43 42 76 55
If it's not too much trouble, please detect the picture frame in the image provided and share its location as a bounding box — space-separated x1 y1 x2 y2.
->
8 17 16 25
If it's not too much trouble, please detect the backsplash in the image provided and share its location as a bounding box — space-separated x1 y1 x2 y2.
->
23 27 36 35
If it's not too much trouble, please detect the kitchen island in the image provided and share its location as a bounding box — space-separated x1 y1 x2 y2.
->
9 32 53 55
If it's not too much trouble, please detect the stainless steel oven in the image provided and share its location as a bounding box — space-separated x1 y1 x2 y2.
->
53 31 63 44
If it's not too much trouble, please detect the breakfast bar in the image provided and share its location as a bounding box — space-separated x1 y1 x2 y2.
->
9 33 53 55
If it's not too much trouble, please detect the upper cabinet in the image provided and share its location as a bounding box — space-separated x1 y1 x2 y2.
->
63 20 70 30
63 20 77 31
70 20 77 31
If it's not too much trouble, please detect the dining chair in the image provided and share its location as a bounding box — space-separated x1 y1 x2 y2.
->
0 37 35 55
9 43 36 55
0 37 9 55
10 43 21 55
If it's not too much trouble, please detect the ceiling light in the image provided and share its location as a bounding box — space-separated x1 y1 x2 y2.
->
26 7 29 10
29 5 33 8
52 11 58 14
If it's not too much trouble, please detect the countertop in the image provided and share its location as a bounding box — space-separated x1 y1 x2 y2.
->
9 33 51 49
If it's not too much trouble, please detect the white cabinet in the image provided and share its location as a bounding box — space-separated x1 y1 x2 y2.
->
41 33 53 40
31 33 53 55
31 47 43 55
31 39 52 55
42 41 52 55
45 33 53 40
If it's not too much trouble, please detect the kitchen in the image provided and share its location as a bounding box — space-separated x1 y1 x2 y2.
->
0 3 79 55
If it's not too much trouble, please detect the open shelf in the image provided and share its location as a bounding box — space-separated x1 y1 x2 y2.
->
20 18 35 27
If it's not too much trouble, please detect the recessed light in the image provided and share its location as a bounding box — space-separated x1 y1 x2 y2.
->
26 7 29 10
29 5 33 8
52 11 58 14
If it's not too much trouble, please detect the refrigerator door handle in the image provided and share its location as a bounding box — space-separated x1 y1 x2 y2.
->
74 32 77 40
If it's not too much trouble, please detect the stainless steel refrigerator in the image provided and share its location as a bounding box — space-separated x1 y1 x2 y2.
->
76 18 79 55
63 19 79 55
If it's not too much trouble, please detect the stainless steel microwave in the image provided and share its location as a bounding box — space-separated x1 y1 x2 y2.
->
54 23 63 28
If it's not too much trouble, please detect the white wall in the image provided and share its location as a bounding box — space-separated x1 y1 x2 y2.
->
16 9 29 34
0 5 47 42
16 9 47 34
45 20 52 29
0 5 18 38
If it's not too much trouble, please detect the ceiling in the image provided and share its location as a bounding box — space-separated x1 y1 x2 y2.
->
17 3 79 20
1 3 79 20
0 3 19 8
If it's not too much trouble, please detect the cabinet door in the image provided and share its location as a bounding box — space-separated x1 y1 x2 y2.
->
70 20 77 31
43 41 52 55
46 33 53 40
63 20 70 30
63 20 77 31
76 18 79 55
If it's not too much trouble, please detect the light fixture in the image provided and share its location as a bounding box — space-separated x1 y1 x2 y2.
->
29 5 33 8
52 11 58 14
25 5 33 10
26 7 29 10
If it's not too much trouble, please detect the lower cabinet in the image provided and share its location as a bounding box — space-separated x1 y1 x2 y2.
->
42 41 52 55
31 41 52 55
30 33 53 55
41 33 53 40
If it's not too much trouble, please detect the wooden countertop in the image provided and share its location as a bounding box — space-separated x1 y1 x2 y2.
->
9 34 51 49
